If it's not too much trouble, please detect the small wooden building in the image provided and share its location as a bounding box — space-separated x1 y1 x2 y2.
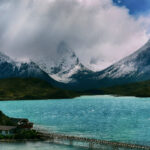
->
17 119 33 129
0 126 17 135
0 118 33 136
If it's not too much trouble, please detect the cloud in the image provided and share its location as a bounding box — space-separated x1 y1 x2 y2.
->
0 0 149 70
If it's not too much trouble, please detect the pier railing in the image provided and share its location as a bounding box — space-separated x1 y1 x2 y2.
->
36 130 150 150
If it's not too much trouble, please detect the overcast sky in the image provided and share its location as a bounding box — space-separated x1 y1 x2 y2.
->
0 0 150 70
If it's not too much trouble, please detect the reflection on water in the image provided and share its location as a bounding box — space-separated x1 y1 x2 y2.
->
1 142 85 150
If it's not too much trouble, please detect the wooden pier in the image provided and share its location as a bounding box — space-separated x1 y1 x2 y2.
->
37 131 150 150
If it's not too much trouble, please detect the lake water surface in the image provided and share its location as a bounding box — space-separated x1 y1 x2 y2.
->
0 95 150 149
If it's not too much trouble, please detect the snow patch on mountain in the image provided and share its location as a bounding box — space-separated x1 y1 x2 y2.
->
100 62 136 79
0 52 15 64
99 39 150 79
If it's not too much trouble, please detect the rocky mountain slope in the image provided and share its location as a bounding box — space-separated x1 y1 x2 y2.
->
99 40 150 80
95 39 150 87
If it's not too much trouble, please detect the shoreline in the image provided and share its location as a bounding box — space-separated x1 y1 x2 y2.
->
1 131 150 150
0 139 44 143
0 94 150 101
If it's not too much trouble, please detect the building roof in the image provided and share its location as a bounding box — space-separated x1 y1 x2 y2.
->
0 126 17 131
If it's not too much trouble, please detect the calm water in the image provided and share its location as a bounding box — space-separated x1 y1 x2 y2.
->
0 95 150 149
0 142 84 150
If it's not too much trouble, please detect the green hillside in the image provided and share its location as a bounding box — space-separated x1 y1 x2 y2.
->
0 111 18 126
1 78 150 100
0 78 79 100
99 80 150 97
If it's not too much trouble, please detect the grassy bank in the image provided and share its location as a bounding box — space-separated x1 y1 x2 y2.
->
0 77 150 99
99 80 150 97
0 78 79 100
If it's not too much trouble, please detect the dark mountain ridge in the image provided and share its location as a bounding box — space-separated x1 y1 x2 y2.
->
0 52 58 86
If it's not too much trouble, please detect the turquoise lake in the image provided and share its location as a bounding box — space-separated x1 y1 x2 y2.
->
0 95 150 150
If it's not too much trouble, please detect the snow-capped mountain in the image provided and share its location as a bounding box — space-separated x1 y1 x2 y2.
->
0 51 54 83
99 39 150 79
1 39 150 91
36 42 92 83
56 39 150 91
97 39 150 83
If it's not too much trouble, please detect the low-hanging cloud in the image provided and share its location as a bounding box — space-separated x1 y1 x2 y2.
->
0 0 149 70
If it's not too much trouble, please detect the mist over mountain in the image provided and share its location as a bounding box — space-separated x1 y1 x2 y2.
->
0 39 150 92
35 41 92 83
0 0 149 71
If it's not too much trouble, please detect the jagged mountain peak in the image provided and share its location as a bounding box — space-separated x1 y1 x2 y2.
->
59 39 150 91
36 41 91 83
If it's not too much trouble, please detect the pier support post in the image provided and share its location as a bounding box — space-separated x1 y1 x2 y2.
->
89 142 94 149
70 139 73 146
50 137 54 143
